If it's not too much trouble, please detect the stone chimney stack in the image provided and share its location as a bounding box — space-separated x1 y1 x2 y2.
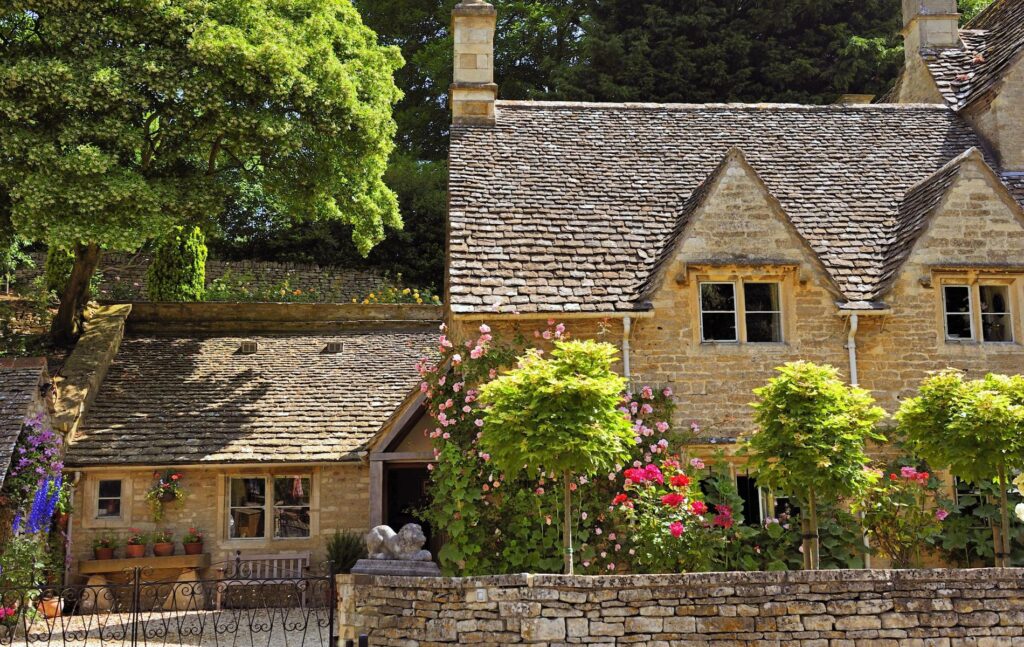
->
903 0 961 53
451 0 497 126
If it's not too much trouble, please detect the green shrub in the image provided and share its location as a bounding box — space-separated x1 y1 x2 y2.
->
43 246 74 295
326 530 366 574
146 226 207 302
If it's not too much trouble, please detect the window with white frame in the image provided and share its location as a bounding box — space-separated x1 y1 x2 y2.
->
942 283 1014 343
228 476 311 540
700 281 783 343
96 479 123 519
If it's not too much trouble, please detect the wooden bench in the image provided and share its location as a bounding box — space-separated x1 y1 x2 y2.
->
215 550 311 609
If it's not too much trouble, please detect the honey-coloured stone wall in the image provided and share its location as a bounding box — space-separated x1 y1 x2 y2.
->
343 569 1024 646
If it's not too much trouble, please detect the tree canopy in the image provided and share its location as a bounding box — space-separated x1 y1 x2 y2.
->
218 0 964 287
0 0 403 339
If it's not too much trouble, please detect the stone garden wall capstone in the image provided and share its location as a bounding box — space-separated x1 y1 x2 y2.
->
339 568 1024 646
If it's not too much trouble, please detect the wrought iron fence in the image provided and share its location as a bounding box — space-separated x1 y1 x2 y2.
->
0 562 336 646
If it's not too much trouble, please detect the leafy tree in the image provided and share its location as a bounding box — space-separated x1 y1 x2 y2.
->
747 361 886 570
478 339 634 574
0 0 403 344
146 227 208 303
43 247 74 297
960 0 995 23
558 0 905 105
896 371 1024 568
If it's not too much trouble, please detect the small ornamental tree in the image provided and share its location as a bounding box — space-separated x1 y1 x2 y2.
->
146 226 208 302
477 340 635 574
747 361 886 570
896 371 1024 567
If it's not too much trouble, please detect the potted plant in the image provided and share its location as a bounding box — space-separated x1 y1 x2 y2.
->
92 533 119 560
124 528 148 558
36 595 61 619
151 530 174 557
144 470 185 521
182 527 204 555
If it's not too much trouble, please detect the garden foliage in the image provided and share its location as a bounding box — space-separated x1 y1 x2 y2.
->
146 226 208 303
746 361 886 569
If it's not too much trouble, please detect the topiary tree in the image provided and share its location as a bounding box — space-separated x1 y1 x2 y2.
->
43 246 75 297
0 1 403 344
146 227 208 302
477 339 635 574
896 370 1024 568
747 361 886 570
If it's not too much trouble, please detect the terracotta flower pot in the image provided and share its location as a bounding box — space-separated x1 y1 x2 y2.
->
153 542 174 557
125 544 146 558
94 547 115 560
183 542 203 556
37 597 61 619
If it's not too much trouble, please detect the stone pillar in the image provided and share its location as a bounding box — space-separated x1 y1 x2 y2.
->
451 0 498 126
335 574 360 643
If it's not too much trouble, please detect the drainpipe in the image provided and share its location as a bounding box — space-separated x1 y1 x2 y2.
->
844 314 871 568
622 316 632 380
846 313 859 387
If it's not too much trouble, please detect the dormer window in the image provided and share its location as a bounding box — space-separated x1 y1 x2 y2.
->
699 281 783 344
942 283 1014 343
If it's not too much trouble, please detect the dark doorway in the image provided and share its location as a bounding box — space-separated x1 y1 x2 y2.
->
385 465 433 546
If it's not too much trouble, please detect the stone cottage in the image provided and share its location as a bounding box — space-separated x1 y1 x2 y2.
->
437 0 1024 516
63 304 438 577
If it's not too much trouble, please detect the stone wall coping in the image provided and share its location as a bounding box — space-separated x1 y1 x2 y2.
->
127 302 444 333
354 567 1024 590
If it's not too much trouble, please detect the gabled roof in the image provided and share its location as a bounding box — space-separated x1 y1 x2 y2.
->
0 359 46 484
66 329 437 466
448 101 985 313
636 147 836 302
924 0 1024 110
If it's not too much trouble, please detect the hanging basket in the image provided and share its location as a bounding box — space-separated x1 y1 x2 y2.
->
159 491 177 503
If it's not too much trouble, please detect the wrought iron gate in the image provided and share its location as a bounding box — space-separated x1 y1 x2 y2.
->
0 565 336 646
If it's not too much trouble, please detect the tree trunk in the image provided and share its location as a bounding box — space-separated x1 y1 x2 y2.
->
563 471 573 575
998 461 1011 568
800 500 812 570
808 488 820 570
50 243 101 346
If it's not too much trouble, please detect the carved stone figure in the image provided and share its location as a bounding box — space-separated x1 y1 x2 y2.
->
365 523 432 561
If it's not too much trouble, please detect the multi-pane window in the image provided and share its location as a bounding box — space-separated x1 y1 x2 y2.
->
980 285 1012 342
943 286 973 340
700 281 783 343
273 477 311 538
943 284 1014 343
228 476 312 540
96 480 122 518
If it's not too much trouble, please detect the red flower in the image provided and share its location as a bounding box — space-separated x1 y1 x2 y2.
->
171 474 181 481
713 505 734 529
690 500 708 515
670 473 690 488
889 473 897 481
643 464 664 484
669 521 684 538
623 468 646 484
660 493 684 508
612 493 629 506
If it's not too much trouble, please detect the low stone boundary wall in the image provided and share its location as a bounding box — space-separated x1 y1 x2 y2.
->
339 569 1024 645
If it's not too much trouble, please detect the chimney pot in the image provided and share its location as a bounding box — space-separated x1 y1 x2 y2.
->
451 0 497 126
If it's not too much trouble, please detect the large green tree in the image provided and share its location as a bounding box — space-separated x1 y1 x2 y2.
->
0 0 403 343
559 0 905 104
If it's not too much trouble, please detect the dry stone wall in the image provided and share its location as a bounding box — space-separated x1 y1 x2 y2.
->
343 569 1024 646
15 251 390 303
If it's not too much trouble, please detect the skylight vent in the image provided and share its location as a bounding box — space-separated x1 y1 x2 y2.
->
324 341 345 354
238 340 259 355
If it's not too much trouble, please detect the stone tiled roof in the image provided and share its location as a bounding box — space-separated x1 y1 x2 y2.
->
924 0 1024 110
0 360 44 484
448 101 984 313
67 330 436 466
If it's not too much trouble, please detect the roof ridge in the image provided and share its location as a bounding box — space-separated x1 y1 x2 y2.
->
494 100 956 112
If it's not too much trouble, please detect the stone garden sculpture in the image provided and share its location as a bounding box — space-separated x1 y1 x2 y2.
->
350 523 440 576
